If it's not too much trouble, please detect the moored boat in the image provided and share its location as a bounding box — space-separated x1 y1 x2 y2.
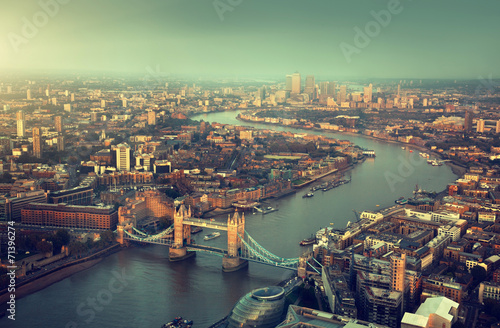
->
302 192 314 198
300 236 316 246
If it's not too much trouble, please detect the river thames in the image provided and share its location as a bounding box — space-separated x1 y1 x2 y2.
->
1 110 458 328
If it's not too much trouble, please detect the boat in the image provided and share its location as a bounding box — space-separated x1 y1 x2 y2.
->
204 232 221 241
162 317 193 328
191 227 203 234
262 206 278 214
299 236 316 246
302 192 314 198
401 146 405 150
395 197 408 205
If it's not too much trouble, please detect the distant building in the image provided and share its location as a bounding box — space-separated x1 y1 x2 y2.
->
464 110 473 132
55 116 62 133
476 119 485 133
291 72 301 94
16 110 25 138
32 127 42 158
147 110 156 125
285 75 292 92
112 143 131 171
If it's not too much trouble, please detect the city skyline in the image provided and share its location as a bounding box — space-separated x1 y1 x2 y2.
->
0 0 499 79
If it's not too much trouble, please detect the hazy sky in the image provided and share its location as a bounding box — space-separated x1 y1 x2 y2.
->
1 0 499 79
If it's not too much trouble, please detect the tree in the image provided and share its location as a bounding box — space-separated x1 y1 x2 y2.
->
471 265 487 283
69 241 87 257
99 231 116 246
36 240 53 254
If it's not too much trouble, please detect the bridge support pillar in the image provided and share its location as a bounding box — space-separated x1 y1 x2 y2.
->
169 246 196 262
222 256 248 272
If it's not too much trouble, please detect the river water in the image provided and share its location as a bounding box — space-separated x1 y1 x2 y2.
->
1 110 457 328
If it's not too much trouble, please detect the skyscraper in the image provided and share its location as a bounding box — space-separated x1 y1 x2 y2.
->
285 75 292 92
304 75 315 94
464 109 473 132
55 116 62 133
291 72 301 94
339 85 347 103
27 89 31 100
112 143 131 171
16 110 25 138
32 127 42 158
327 81 336 97
496 120 500 134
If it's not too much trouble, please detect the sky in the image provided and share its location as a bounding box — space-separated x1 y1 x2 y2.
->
0 0 499 80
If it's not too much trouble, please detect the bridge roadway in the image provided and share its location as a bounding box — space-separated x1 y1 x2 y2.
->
183 218 228 231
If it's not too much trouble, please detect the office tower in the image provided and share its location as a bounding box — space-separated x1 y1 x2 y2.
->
477 119 485 133
291 72 301 94
70 93 75 102
285 75 292 92
397 84 401 97
65 90 69 97
27 89 31 100
339 85 347 103
422 98 428 107
16 111 25 138
55 116 62 133
32 127 42 158
327 81 336 97
496 120 500 134
112 143 131 171
258 87 266 100
148 110 156 125
122 99 127 108
464 109 473 132
63 104 71 112
304 75 315 94
319 82 328 96
57 135 64 151
101 100 106 108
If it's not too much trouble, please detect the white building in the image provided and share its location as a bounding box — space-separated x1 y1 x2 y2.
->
401 296 458 328
112 143 131 172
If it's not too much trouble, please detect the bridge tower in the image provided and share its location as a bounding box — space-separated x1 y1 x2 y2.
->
169 205 195 261
222 211 248 272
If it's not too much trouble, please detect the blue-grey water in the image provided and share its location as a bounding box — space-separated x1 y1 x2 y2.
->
1 110 457 328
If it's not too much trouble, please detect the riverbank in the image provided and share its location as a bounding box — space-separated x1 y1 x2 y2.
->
236 115 467 179
0 243 122 308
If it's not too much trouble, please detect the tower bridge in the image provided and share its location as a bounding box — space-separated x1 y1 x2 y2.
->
117 205 301 272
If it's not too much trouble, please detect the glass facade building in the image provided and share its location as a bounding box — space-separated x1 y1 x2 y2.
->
228 286 286 328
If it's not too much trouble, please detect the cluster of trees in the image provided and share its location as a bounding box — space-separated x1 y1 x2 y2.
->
68 230 116 257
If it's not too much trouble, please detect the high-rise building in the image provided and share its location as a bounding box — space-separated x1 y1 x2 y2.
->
285 75 292 92
319 82 329 96
496 120 500 134
464 110 473 132
27 89 31 100
291 72 301 94
304 75 315 94
55 116 62 133
391 253 406 293
70 93 75 102
477 119 485 133
101 100 106 108
122 99 127 108
339 85 347 103
16 111 25 138
112 143 131 172
147 110 156 125
32 127 42 158
327 81 336 97
364 84 373 103
57 135 64 151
